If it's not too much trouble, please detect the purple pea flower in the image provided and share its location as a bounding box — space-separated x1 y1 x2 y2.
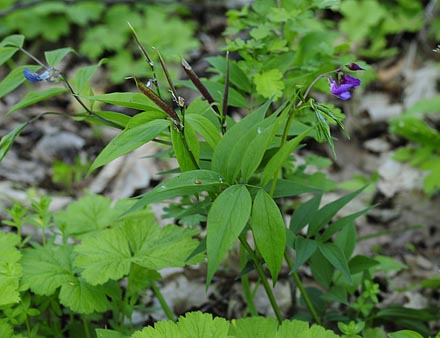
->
347 63 364 71
23 68 53 82
329 74 361 100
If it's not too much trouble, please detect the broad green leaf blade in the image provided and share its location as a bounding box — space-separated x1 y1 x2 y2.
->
310 250 334 289
59 278 111 314
0 65 40 98
0 122 27 161
229 317 278 338
1 34 25 48
254 69 285 100
205 56 251 92
186 113 221 149
0 233 21 306
318 242 352 284
178 312 229 338
272 178 323 198
290 193 322 234
0 46 18 66
334 223 357 260
54 194 122 237
96 329 129 338
307 186 366 237
7 87 67 115
86 111 130 129
21 245 75 296
89 118 169 173
82 92 156 110
75 227 132 285
171 124 198 172
207 185 251 286
45 47 75 67
212 100 270 182
201 79 248 108
184 122 200 165
348 255 379 275
73 59 106 96
388 331 424 338
130 170 226 212
251 189 286 283
241 119 278 182
291 237 317 272
129 222 200 270
261 127 312 186
132 312 229 338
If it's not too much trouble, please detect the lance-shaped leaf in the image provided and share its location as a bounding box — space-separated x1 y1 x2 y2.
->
318 242 352 284
206 185 251 286
45 47 75 67
291 237 317 273
251 189 286 283
88 118 169 173
7 87 67 115
0 122 27 161
130 170 226 212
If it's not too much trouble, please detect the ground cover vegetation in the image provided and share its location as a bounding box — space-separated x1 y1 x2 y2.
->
0 0 439 337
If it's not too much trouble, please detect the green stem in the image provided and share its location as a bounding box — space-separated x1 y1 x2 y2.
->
151 281 175 321
81 315 92 338
284 252 321 324
240 242 258 317
239 234 283 323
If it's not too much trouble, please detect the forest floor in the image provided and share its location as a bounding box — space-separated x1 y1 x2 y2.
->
0 2 439 334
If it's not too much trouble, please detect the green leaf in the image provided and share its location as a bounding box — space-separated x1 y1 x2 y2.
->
310 250 334 289
320 206 373 242
75 217 199 285
307 186 366 237
0 65 40 98
132 312 229 338
0 232 21 306
82 92 157 111
96 329 129 338
241 116 279 182
73 59 106 96
229 317 278 338
334 222 356 259
348 255 379 275
0 34 24 48
388 331 424 338
261 127 312 186
7 87 67 114
291 237 317 272
201 79 248 108
205 56 252 92
0 46 18 66
290 193 322 234
272 178 325 198
87 111 130 129
318 242 352 284
130 170 226 212
45 47 75 67
89 119 169 173
21 245 75 296
207 185 251 286
251 189 286 283
0 122 27 161
253 69 285 100
54 194 122 237
171 125 198 172
59 278 112 314
212 100 270 182
186 114 221 149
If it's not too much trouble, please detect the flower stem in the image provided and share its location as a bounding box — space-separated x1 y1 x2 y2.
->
284 252 321 324
239 233 283 323
151 281 175 321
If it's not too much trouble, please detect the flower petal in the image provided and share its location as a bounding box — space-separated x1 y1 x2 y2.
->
24 68 43 82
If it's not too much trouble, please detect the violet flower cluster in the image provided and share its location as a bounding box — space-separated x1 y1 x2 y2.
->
23 67 57 82
328 63 364 100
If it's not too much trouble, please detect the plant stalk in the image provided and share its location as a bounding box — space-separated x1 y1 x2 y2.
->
239 234 283 323
239 241 258 316
284 252 321 324
151 281 175 321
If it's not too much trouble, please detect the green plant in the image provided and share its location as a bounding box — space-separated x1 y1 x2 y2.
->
389 95 440 196
1 0 438 337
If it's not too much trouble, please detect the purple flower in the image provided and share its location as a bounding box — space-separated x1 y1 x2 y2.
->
24 68 53 82
329 74 361 100
347 63 364 71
